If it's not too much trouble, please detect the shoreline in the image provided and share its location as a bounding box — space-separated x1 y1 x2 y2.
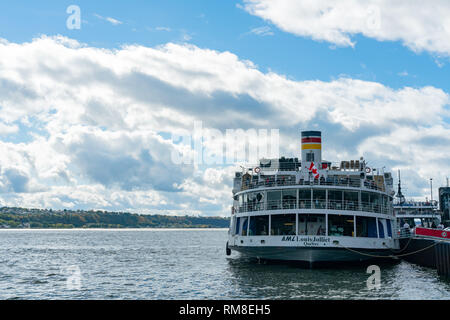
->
0 227 229 231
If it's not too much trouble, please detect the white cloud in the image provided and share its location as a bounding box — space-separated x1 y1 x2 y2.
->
0 122 18 135
359 125 450 197
0 36 448 215
242 0 450 56
156 26 171 32
94 13 123 26
249 26 274 36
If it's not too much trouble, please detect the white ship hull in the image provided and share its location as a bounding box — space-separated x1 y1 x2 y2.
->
227 235 399 263
228 130 400 266
230 245 394 263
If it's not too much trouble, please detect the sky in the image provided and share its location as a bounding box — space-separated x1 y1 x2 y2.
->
0 0 449 215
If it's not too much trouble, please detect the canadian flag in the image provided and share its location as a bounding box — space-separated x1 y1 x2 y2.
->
308 162 320 179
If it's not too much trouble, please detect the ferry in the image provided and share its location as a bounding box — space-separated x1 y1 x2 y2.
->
226 130 399 266
394 201 440 229
393 171 441 229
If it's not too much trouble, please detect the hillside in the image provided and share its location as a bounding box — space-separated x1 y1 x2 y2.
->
0 207 230 229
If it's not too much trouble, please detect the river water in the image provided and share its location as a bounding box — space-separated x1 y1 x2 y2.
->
0 228 449 299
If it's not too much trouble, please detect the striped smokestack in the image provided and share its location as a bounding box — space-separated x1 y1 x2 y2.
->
301 130 322 169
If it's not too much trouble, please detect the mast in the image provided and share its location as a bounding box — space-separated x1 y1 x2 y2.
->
396 170 405 204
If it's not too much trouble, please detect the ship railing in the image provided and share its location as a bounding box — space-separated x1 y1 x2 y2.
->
395 210 437 215
393 200 438 207
398 227 412 239
266 200 297 211
236 199 390 214
241 177 384 192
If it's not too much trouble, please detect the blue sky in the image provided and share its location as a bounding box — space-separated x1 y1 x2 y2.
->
0 1 448 214
1 0 448 91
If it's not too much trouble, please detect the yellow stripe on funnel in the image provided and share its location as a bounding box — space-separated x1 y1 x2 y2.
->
302 143 321 150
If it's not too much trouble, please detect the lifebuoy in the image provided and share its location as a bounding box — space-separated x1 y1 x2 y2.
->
365 167 371 173
254 167 261 173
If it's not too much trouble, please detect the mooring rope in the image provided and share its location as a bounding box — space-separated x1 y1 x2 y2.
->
389 236 413 254
336 238 446 259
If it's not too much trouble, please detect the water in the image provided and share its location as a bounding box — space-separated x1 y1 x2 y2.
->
0 229 449 299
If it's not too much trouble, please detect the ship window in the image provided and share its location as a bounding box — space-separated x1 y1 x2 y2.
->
313 190 326 209
235 217 240 235
282 189 297 209
299 189 311 209
413 218 422 227
253 192 264 211
328 214 354 237
241 217 248 236
382 196 388 214
386 220 392 237
378 219 385 238
247 192 257 212
249 215 269 236
328 190 343 210
361 192 370 211
370 193 381 213
231 216 236 235
344 191 358 211
267 191 281 210
298 214 326 235
356 216 377 238
306 152 314 162
271 214 296 235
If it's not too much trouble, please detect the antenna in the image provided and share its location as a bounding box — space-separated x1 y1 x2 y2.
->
430 178 433 202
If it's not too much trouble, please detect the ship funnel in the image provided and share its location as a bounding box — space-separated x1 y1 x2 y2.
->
301 130 322 169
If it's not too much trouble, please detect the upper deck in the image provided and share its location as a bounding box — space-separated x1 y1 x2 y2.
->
231 130 395 217
394 200 438 209
235 169 387 193
394 200 439 219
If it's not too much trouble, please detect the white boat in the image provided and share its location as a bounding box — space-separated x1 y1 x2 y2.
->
393 171 441 229
394 201 440 229
226 130 399 266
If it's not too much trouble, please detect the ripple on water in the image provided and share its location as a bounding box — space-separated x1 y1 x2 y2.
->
0 229 449 299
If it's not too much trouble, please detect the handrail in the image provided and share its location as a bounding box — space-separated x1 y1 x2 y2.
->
237 199 391 214
240 177 384 192
393 201 438 207
395 211 437 215
398 228 411 239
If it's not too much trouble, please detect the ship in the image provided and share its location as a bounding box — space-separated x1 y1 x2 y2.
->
394 172 447 269
225 130 399 266
393 171 440 230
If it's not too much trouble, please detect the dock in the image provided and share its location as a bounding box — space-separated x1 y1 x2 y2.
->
436 242 450 279
399 227 450 279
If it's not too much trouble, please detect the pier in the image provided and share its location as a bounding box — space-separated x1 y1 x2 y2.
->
399 227 450 279
436 242 450 279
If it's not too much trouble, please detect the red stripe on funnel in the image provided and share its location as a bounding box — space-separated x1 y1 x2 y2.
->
302 137 321 143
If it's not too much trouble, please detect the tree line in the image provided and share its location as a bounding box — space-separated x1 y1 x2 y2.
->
0 207 230 229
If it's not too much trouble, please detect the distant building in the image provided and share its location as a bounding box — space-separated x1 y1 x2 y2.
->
439 187 450 224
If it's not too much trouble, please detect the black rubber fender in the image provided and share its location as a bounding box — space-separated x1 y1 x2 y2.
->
226 241 231 256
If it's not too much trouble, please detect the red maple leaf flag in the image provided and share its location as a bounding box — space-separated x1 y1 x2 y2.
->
309 162 320 179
